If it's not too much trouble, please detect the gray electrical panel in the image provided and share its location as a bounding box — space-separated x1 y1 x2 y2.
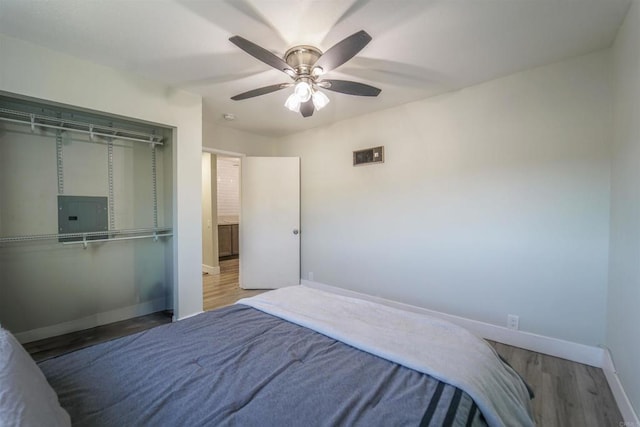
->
58 196 108 242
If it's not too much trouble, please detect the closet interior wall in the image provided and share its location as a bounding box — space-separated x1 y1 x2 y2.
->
0 95 174 342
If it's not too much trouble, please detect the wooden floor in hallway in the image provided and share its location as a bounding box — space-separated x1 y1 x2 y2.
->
203 257 268 311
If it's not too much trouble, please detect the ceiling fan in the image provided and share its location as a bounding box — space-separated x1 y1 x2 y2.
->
229 30 381 118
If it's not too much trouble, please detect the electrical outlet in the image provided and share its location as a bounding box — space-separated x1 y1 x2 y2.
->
507 314 519 330
308 272 314 281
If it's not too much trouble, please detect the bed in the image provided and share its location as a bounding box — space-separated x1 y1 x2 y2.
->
2 286 535 426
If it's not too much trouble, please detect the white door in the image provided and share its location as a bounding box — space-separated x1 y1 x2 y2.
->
240 157 300 289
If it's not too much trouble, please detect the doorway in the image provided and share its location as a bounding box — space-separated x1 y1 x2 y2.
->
201 151 265 311
201 151 301 310
216 156 240 260
201 152 242 275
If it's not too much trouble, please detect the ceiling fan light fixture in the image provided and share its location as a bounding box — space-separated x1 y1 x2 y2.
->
284 93 301 112
312 90 330 111
294 79 312 102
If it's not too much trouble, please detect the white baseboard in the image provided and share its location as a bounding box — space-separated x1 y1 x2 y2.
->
602 348 640 425
301 280 603 366
202 264 220 275
177 310 204 321
14 298 168 344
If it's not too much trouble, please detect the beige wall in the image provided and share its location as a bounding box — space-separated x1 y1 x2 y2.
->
277 49 612 346
202 101 278 156
608 0 640 416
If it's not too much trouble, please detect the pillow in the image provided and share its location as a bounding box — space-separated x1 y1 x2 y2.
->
0 327 71 427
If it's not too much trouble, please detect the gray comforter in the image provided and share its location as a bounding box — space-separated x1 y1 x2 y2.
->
240 286 534 427
40 305 487 426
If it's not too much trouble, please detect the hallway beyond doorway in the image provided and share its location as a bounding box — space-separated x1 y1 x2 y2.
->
203 258 268 311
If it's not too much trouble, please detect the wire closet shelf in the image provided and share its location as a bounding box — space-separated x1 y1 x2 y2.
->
0 106 170 247
0 107 164 145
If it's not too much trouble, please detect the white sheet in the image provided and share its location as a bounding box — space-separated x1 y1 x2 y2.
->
238 286 534 427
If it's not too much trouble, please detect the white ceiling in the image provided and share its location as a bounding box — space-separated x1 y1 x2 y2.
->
0 0 631 136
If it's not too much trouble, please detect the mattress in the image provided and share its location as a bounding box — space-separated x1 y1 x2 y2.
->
39 304 488 426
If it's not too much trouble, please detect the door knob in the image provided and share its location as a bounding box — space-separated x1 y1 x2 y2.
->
293 229 299 235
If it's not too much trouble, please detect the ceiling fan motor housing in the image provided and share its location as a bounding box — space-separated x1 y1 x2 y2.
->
284 45 322 76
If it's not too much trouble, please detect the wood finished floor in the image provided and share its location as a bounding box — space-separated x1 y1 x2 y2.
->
488 341 622 427
203 257 268 311
24 259 623 425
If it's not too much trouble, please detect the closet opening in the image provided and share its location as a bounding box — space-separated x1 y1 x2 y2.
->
0 92 175 349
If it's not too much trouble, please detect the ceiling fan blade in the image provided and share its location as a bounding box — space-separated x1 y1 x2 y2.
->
231 83 292 100
229 36 295 75
300 99 314 117
320 79 381 97
313 30 372 74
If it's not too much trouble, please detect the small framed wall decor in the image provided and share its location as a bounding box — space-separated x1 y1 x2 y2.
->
353 146 384 166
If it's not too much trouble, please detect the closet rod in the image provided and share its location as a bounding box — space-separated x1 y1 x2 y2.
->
62 233 173 248
0 109 163 146
0 227 172 243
